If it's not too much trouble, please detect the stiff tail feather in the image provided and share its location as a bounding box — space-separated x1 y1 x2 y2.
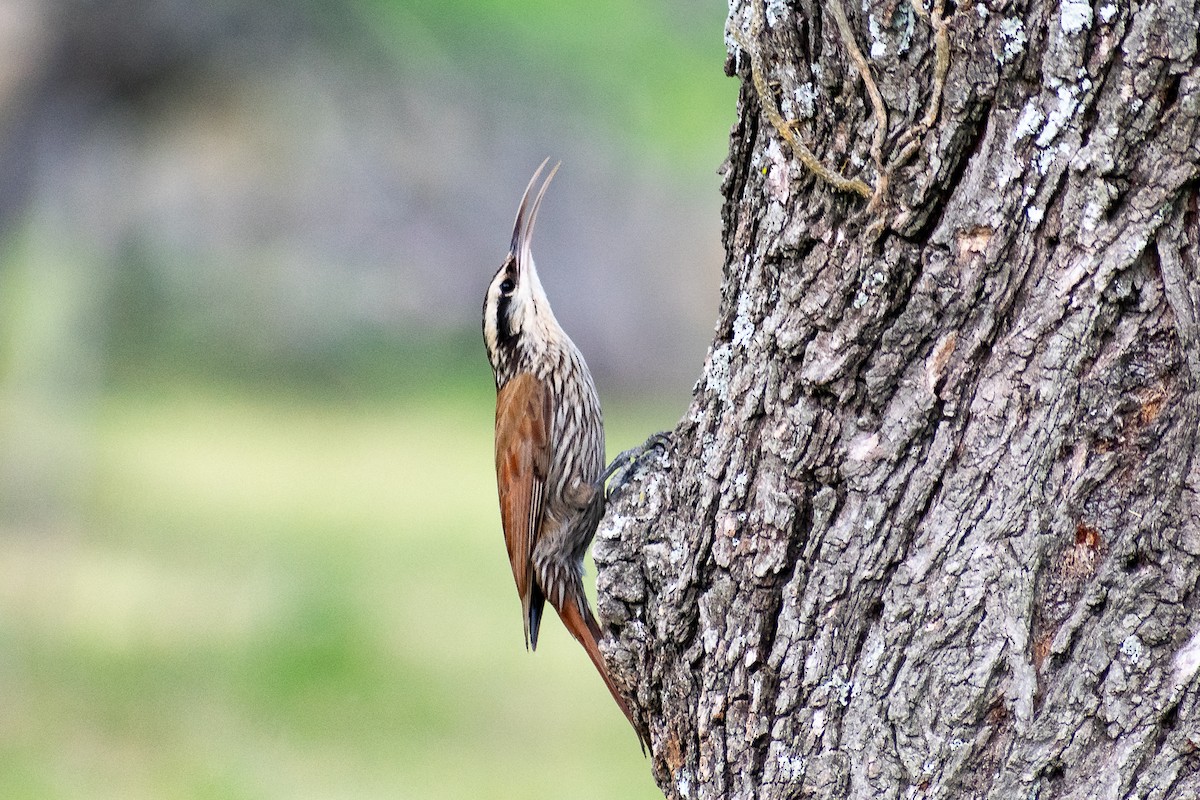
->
555 592 647 751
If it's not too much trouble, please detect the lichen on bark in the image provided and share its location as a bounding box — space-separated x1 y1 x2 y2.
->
595 0 1200 797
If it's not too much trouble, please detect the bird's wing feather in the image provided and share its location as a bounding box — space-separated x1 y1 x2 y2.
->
494 372 552 648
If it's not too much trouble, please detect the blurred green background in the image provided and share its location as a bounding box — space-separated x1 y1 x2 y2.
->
0 0 734 797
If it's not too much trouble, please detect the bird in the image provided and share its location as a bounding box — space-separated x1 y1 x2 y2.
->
482 158 653 745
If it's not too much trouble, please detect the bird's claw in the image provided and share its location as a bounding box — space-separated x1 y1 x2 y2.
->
601 431 671 501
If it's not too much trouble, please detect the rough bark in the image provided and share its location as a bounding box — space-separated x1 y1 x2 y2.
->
594 0 1200 798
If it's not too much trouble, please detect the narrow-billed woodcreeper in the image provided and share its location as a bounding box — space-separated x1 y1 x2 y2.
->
482 159 642 741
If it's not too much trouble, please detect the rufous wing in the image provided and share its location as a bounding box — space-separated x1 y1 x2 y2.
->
494 372 553 649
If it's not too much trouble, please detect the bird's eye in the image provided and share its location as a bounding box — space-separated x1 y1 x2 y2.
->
500 278 515 294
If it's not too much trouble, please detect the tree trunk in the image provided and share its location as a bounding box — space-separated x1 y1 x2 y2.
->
594 0 1200 797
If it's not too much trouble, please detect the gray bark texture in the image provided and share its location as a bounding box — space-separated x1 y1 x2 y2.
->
593 0 1200 798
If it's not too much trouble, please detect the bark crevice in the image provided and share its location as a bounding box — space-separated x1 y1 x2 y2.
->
597 1 1200 797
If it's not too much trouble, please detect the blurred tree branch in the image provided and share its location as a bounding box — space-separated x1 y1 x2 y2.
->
0 0 283 237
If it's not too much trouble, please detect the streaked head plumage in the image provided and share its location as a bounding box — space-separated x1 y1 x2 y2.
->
483 159 561 384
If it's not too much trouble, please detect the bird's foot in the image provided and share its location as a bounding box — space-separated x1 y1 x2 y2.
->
600 432 671 501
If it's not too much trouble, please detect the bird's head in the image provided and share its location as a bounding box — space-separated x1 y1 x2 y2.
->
483 159 561 384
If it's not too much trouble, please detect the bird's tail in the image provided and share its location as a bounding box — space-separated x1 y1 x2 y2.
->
554 589 647 751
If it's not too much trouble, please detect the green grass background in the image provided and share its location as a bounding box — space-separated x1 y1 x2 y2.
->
0 369 682 798
0 0 732 795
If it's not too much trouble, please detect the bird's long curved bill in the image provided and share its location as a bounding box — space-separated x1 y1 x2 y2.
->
510 158 561 266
